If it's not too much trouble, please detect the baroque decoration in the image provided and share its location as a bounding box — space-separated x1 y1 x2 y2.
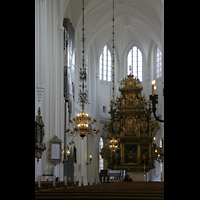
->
35 107 46 162
66 0 99 138
100 74 159 172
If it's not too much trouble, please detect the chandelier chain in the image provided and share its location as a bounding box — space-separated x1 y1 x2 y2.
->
112 0 115 102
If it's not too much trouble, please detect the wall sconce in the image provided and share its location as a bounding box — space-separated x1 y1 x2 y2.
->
62 146 71 163
86 154 92 165
149 80 164 122
153 146 164 163
66 149 70 156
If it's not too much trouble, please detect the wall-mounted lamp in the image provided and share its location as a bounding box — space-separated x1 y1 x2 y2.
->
86 154 92 165
62 146 71 163
149 80 164 122
153 146 164 163
66 149 70 156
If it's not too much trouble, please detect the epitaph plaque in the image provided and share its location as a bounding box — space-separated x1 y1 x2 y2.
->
49 136 62 166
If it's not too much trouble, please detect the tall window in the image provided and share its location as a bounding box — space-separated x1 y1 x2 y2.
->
156 46 162 78
99 137 104 172
99 45 112 81
127 46 142 81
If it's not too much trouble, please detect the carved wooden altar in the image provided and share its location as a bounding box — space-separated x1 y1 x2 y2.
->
100 75 159 172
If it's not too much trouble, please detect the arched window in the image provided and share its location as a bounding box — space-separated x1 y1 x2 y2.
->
156 46 162 78
127 46 142 81
99 45 112 81
99 137 104 172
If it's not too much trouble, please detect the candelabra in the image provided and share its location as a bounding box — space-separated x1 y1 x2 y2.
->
86 155 92 165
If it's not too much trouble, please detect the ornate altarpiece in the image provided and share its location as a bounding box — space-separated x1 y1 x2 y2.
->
100 74 159 172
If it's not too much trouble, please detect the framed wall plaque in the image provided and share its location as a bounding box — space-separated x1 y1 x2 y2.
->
49 136 62 166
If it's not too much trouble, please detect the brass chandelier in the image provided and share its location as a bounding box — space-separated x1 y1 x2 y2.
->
67 0 99 139
109 137 119 152
108 0 119 150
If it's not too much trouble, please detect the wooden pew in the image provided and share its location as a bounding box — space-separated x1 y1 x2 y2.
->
35 181 164 200
35 181 78 191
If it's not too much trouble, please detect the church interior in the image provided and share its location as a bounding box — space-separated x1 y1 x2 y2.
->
35 0 164 198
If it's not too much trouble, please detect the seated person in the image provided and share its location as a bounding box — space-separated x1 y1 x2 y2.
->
123 175 133 182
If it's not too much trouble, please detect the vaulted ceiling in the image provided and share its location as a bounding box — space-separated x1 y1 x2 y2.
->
64 0 163 59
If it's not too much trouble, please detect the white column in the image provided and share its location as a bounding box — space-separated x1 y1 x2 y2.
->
82 137 88 185
87 134 95 185
35 0 47 179
35 0 40 87
58 24 65 181
35 158 42 181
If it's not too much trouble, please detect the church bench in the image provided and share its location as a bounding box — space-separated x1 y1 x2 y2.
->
36 182 164 191
35 196 164 200
35 181 78 191
35 182 164 199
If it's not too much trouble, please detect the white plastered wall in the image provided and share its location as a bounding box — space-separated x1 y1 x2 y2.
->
35 0 164 182
35 0 66 181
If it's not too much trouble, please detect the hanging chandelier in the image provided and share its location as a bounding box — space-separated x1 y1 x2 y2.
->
108 0 119 149
109 137 119 152
66 0 99 139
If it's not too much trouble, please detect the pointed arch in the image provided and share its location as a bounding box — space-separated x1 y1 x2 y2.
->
127 46 143 81
123 40 146 81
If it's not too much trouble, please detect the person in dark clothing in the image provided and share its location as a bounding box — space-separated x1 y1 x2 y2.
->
124 175 133 182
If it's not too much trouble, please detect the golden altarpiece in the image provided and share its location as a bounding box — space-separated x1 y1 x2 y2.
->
100 74 159 173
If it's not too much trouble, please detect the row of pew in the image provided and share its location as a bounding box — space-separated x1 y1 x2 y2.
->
35 181 164 200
